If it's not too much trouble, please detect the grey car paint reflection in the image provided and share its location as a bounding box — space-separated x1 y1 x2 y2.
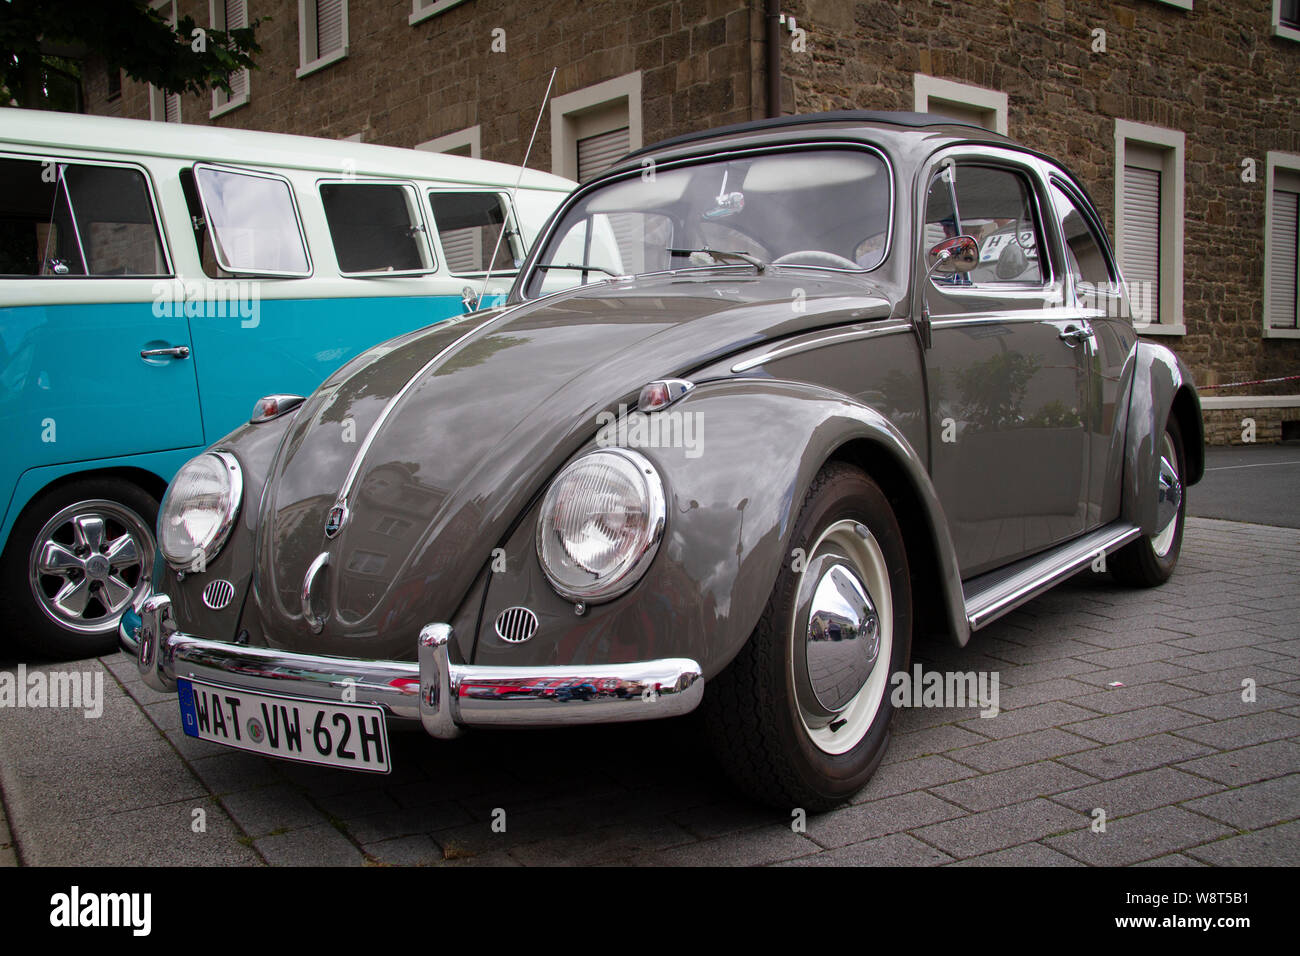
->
156 114 1202 685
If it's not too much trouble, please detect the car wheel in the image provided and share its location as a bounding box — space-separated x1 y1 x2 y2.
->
1110 418 1186 588
704 462 912 811
1 478 158 660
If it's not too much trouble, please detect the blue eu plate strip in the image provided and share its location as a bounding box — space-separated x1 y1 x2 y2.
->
176 678 199 739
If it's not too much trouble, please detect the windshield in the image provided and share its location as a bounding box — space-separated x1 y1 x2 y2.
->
522 147 891 298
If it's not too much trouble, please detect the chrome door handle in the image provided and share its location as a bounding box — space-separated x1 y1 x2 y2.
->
1058 323 1093 345
140 346 191 359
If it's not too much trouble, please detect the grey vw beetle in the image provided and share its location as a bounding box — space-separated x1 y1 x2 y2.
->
122 112 1202 809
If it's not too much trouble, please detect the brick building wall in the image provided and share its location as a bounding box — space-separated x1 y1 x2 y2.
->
79 0 1300 433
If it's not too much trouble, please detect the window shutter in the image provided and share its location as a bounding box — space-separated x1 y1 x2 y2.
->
317 0 345 58
1269 189 1299 329
227 1 249 99
1121 165 1161 323
440 228 480 272
164 92 181 123
576 126 629 182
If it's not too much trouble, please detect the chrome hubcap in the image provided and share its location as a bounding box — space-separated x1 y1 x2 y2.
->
1152 433 1182 558
28 500 155 636
790 520 892 755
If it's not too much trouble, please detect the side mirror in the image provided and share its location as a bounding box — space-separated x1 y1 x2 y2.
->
926 235 980 277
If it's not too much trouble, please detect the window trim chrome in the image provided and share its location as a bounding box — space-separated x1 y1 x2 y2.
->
316 177 438 277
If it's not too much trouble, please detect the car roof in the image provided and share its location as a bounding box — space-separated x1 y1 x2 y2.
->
0 107 574 191
622 110 1012 163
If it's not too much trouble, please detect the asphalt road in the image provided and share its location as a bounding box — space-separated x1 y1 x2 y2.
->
1190 443 1300 529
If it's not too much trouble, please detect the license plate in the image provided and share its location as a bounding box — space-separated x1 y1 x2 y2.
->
177 678 391 773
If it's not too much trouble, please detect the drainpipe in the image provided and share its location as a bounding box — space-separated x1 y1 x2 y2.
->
766 0 781 118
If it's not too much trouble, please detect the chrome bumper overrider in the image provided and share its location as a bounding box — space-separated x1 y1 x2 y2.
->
119 593 704 738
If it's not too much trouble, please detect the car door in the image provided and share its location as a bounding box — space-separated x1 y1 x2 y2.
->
0 155 203 486
1042 170 1138 528
917 150 1095 577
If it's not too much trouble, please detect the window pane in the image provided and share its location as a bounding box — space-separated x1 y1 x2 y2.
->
1049 183 1114 289
429 192 519 274
0 159 164 277
929 165 1044 284
194 166 310 275
321 182 431 274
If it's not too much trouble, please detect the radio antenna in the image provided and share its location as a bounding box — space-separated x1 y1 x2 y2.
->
478 66 557 309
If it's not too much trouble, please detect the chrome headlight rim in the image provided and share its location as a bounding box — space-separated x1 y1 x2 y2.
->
535 447 666 603
158 451 244 571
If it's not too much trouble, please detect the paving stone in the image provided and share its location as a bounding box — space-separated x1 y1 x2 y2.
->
1131 853 1208 866
255 823 364 866
344 801 475 844
1184 821 1300 866
806 791 966 848
1051 767 1226 817
776 832 952 866
1173 711 1300 750
911 798 1083 859
1180 738 1300 790
633 825 819 866
850 754 978 803
1044 806 1234 866
508 819 697 866
957 701 1098 739
1065 681 1201 715
1058 734 1217 780
995 678 1098 710
948 842 1084 866
362 833 443 866
1169 688 1299 720
948 728 1099 773
219 784 329 838
1062 705 1210 745
881 723 992 763
1181 775 1300 830
932 761 1097 812
1073 661 1203 687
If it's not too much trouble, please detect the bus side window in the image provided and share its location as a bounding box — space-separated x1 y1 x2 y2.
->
180 168 232 279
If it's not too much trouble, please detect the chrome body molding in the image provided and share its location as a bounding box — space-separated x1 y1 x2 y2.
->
729 317 905 373
962 521 1142 632
300 552 330 634
122 592 704 736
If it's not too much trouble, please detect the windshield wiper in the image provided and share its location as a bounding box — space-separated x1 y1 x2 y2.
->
534 262 621 277
668 248 767 273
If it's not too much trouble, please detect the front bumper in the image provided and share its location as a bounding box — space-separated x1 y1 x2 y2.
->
119 593 704 738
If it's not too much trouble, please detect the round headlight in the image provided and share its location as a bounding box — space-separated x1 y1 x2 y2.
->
158 452 243 571
536 448 666 602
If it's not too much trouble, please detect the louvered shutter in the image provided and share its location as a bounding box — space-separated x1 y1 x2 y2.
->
227 0 249 100
164 92 181 123
317 0 345 58
1121 165 1161 324
440 229 480 272
1269 189 1299 329
577 126 629 182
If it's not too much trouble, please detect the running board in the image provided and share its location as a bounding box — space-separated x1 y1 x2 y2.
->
963 522 1143 632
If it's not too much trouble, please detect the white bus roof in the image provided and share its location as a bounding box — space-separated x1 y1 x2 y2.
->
0 107 575 192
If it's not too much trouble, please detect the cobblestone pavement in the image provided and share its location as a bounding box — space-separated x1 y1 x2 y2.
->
0 517 1296 866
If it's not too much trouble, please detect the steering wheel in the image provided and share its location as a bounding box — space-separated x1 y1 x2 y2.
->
772 250 860 270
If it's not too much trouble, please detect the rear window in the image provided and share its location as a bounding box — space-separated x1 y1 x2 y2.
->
0 157 168 277
193 164 311 276
429 192 521 275
320 181 433 275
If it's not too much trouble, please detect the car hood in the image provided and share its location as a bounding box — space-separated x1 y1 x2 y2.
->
252 270 892 658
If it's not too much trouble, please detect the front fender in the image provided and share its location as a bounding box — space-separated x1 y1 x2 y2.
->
1122 342 1204 535
154 411 301 643
474 378 967 678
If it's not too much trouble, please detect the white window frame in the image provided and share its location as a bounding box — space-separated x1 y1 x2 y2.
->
1274 0 1300 41
1149 0 1193 10
148 0 182 123
410 0 471 26
297 0 349 79
210 0 251 118
1264 151 1300 339
912 74 1008 135
550 72 642 182
1114 120 1186 336
416 126 481 157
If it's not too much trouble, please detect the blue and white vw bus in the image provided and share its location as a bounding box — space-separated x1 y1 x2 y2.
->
0 108 574 658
